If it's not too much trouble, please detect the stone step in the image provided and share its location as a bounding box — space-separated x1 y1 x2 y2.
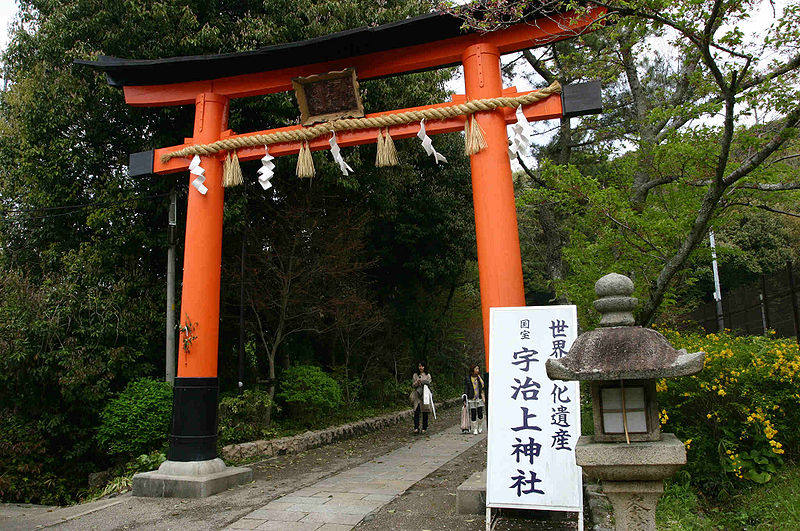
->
456 468 486 514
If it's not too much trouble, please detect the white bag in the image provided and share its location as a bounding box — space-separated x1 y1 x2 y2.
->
422 384 437 419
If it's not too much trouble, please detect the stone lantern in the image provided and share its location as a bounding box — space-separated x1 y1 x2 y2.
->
546 273 704 531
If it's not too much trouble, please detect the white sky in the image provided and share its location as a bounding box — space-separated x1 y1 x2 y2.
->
0 0 16 52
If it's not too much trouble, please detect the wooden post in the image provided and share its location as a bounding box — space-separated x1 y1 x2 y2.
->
169 92 229 462
463 43 527 368
788 261 800 346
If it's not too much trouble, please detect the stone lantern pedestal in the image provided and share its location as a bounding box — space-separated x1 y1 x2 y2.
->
576 433 686 530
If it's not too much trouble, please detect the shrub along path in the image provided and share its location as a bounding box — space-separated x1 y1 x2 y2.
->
1 407 471 530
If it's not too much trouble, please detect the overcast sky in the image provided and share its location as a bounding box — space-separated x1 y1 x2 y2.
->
0 1 16 52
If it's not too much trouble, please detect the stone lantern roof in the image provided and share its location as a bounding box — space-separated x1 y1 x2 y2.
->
546 273 704 381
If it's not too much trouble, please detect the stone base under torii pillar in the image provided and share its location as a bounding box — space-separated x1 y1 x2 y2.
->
132 458 252 498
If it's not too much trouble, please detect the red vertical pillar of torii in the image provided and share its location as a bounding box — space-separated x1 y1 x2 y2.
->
463 43 527 368
168 92 229 462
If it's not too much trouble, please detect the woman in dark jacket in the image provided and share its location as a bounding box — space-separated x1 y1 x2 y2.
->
464 364 485 432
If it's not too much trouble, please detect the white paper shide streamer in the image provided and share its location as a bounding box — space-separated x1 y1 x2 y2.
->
258 145 275 190
417 119 447 164
508 105 533 160
189 155 207 195
329 132 354 176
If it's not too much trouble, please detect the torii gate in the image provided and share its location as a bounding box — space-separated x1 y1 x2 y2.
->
80 6 603 496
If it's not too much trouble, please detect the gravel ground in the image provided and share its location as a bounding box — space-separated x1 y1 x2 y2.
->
354 437 581 531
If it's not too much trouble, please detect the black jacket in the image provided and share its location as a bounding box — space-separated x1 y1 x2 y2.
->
464 375 485 400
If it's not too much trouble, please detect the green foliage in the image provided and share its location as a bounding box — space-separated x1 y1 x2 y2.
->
89 451 165 500
0 0 481 505
657 330 800 497
0 413 72 504
97 475 132 498
96 378 172 458
124 451 167 475
331 366 363 405
277 366 343 423
0 269 156 504
656 465 800 529
217 389 276 446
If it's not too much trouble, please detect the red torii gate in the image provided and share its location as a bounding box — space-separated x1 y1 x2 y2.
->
81 6 603 495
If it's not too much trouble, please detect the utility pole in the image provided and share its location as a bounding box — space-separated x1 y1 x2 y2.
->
238 227 246 393
166 188 177 384
709 230 725 332
238 185 247 393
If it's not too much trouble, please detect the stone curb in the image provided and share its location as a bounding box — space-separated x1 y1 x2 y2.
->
221 397 463 462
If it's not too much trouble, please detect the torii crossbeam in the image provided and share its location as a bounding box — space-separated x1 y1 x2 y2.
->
80 6 604 496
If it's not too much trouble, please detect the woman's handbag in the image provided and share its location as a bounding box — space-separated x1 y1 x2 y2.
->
422 384 437 419
460 395 470 432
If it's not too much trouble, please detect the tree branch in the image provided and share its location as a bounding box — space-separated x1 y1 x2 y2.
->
724 104 800 185
727 202 800 218
517 156 550 188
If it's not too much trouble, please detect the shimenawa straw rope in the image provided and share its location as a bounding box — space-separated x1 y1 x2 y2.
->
162 82 561 164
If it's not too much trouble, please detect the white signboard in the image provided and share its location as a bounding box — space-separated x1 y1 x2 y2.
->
487 306 581 512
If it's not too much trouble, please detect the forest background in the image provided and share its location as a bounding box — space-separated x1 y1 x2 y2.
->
0 0 799 505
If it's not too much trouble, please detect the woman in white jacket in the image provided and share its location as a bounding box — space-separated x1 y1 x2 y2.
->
410 361 432 434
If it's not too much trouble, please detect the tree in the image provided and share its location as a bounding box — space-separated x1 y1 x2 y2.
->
452 0 800 324
0 0 481 502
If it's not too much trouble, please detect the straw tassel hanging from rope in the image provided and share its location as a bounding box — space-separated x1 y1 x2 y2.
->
223 151 244 187
465 115 488 156
296 141 315 178
376 128 398 167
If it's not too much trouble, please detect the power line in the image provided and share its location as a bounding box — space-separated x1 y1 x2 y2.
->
0 192 171 220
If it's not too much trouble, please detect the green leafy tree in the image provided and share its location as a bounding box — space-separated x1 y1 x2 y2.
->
452 0 800 323
1 0 485 503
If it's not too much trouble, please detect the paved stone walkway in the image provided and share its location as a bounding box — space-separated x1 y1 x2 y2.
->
226 425 486 530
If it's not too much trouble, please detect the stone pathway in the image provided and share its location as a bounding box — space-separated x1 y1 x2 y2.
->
226 425 486 530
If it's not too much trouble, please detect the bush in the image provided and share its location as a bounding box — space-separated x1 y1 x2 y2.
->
0 413 73 504
218 389 275 445
331 366 363 405
277 366 343 423
96 378 172 457
657 329 800 497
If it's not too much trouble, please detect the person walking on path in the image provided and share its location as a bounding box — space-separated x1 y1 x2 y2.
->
464 364 485 434
410 361 432 434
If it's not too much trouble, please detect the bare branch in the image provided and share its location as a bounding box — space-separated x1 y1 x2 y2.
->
766 153 800 167
740 53 800 92
727 202 800 218
517 156 550 188
602 209 667 259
